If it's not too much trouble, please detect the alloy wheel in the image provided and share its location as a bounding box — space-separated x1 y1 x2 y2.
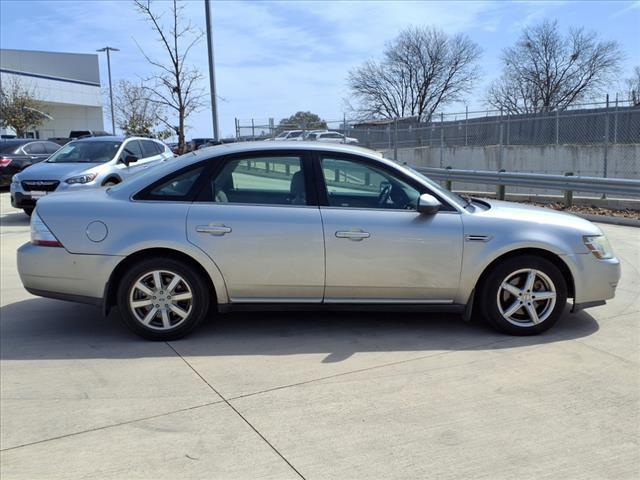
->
496 268 557 327
128 270 193 330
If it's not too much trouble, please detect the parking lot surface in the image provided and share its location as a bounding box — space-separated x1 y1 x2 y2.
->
1 191 639 479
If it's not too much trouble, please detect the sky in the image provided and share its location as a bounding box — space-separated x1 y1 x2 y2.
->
1 0 639 139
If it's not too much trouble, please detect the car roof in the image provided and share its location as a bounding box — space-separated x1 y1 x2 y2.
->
191 141 379 159
71 136 163 143
0 139 32 145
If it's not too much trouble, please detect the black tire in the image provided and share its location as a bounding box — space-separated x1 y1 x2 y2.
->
477 255 567 335
116 257 210 340
23 208 34 216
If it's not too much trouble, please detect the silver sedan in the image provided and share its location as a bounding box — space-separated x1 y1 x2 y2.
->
17 142 621 340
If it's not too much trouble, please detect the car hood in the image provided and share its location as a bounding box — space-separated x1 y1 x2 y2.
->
474 198 602 236
15 162 103 181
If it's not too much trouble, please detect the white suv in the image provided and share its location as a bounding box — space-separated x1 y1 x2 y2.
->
11 136 173 215
307 131 359 144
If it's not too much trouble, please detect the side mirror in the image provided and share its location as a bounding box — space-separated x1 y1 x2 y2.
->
416 193 441 215
123 154 138 166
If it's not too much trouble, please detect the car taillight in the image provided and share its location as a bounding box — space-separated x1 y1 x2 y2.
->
31 211 63 247
0 157 12 167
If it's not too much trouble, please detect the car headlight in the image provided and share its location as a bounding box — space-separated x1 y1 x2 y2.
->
65 173 97 184
583 235 614 259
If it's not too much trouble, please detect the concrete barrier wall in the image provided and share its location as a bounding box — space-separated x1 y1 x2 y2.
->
382 144 640 196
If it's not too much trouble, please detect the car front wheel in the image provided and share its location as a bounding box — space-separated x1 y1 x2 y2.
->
478 255 567 335
116 258 210 340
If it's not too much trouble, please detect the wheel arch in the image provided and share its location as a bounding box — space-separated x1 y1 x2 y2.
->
101 174 122 186
103 247 219 316
473 248 575 303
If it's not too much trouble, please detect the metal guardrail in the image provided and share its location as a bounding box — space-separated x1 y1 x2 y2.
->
414 167 640 198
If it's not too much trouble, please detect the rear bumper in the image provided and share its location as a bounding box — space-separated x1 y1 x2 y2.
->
17 243 123 304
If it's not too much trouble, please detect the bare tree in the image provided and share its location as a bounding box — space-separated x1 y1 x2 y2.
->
110 80 171 138
626 66 640 106
133 0 206 152
0 76 49 137
487 20 622 114
348 27 481 122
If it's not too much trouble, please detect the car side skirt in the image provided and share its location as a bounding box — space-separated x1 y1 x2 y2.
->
217 303 466 314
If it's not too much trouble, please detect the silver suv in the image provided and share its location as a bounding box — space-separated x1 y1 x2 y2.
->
10 136 173 215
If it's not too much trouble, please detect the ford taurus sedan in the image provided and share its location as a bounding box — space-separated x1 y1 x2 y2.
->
17 142 620 340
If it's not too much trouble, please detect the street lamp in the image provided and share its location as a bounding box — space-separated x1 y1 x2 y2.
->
96 46 120 135
204 0 219 141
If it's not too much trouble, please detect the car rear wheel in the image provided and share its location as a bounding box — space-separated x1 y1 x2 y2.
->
478 255 567 335
116 258 210 340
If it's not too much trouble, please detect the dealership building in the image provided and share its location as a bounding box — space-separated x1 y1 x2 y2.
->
0 49 105 139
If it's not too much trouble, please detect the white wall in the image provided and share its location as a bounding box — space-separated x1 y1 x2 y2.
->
0 71 104 138
383 144 640 195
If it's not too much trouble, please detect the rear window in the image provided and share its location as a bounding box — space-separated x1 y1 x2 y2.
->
135 166 205 201
0 142 25 154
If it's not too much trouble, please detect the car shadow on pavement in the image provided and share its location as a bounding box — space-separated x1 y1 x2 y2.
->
0 298 599 362
0 211 30 227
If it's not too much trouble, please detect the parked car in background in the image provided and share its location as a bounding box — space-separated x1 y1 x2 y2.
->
0 139 61 187
17 142 620 340
10 136 172 215
302 129 328 140
47 130 112 147
189 138 215 151
273 130 304 141
306 131 359 144
69 130 111 140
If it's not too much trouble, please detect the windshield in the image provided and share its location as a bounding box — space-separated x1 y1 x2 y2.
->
403 166 468 210
47 141 122 163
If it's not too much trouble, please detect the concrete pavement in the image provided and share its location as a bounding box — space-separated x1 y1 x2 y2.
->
1 191 638 479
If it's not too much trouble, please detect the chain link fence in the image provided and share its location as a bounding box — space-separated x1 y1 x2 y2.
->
235 98 640 183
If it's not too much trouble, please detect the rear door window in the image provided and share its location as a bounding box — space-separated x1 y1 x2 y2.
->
141 140 160 158
24 143 46 154
202 155 307 206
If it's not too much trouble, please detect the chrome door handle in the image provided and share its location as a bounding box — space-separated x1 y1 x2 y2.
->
196 224 232 236
335 230 370 241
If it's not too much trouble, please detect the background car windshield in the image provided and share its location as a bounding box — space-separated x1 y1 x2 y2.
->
47 141 122 163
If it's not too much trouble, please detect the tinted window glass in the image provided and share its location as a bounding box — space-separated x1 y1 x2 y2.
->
321 157 420 210
0 142 25 154
24 143 45 154
141 140 159 158
207 156 305 206
47 141 122 163
145 167 204 199
122 140 143 160
43 142 60 154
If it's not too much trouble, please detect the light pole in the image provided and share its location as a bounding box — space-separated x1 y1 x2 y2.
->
96 46 119 135
204 0 220 141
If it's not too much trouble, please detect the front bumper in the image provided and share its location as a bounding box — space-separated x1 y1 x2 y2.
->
564 253 621 305
17 243 124 306
11 191 38 209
